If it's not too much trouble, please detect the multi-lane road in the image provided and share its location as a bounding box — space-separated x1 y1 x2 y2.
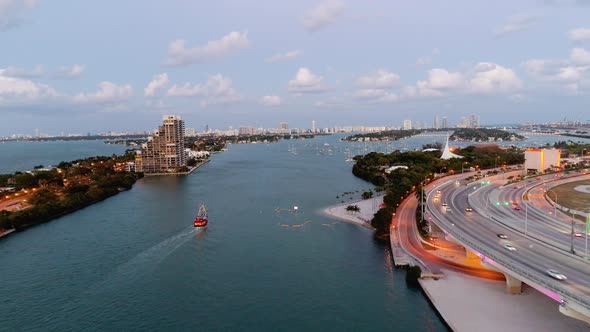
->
426 171 590 315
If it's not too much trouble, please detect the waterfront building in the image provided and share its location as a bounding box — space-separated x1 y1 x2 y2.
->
469 114 480 128
442 116 448 129
434 114 439 129
312 120 317 133
136 115 186 173
238 126 256 136
403 120 412 130
280 122 289 130
524 148 561 173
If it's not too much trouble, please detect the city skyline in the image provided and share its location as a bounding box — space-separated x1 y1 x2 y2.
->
2 1 590 135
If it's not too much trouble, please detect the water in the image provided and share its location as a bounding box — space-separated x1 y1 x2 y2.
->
2 132 582 331
0 140 127 174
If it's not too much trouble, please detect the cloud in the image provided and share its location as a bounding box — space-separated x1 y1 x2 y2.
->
163 31 250 67
288 67 327 94
0 0 37 31
354 89 398 103
167 74 240 107
51 64 84 80
0 70 57 104
418 68 464 90
259 95 282 106
144 73 169 97
403 63 522 98
569 28 590 43
302 0 344 32
416 57 432 66
1 65 44 78
495 14 540 37
571 47 590 65
73 81 133 104
357 69 400 89
266 50 303 62
469 63 523 94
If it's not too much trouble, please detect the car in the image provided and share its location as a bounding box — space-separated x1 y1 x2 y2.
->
514 206 521 210
465 207 473 212
513 185 519 189
442 202 447 206
512 201 518 205
546 269 567 281
574 232 583 238
504 244 516 251
497 233 508 239
436 190 441 195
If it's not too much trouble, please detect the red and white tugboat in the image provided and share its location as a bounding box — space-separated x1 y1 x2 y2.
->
193 204 208 227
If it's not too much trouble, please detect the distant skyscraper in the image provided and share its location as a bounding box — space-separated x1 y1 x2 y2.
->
205 124 209 133
434 114 439 129
238 126 256 135
311 120 317 133
280 122 289 130
35 128 40 138
136 115 186 173
403 120 412 130
468 114 480 128
442 116 448 129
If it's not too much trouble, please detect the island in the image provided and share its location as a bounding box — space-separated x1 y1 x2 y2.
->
450 128 524 142
342 129 423 142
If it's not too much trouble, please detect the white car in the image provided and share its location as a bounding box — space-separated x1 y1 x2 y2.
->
442 202 448 207
465 207 473 212
546 269 567 281
504 244 516 251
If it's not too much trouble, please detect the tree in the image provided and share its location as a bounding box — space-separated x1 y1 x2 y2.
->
362 190 373 200
28 188 59 205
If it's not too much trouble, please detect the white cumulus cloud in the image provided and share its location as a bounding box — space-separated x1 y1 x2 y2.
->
288 67 327 94
302 0 344 32
1 65 44 78
569 28 590 42
167 74 240 107
144 73 169 97
357 69 400 89
259 95 282 106
571 47 590 65
164 31 250 67
0 70 57 103
51 64 85 80
74 81 133 104
266 50 303 62
469 63 523 94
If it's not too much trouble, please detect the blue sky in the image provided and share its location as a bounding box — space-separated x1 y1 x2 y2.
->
1 0 590 135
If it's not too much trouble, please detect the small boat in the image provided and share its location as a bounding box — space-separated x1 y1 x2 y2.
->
194 204 208 227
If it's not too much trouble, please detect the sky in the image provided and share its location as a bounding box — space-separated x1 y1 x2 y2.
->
1 0 590 136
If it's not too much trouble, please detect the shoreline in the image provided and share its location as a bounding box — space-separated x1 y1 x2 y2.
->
143 160 209 176
321 195 383 230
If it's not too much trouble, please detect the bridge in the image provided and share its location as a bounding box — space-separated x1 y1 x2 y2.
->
422 170 590 324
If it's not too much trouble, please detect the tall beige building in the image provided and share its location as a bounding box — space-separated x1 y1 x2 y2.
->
136 115 186 173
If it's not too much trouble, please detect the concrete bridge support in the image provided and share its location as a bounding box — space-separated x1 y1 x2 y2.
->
559 303 590 325
504 273 522 294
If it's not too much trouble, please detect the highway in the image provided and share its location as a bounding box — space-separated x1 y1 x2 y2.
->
426 172 590 315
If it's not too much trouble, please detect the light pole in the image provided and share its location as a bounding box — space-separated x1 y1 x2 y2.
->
571 212 576 255
585 213 588 260
524 202 529 236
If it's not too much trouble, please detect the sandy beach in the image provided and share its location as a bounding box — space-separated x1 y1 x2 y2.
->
420 269 589 332
321 195 383 229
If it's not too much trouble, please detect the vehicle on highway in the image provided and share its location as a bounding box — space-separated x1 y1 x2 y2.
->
497 233 508 239
442 202 447 206
504 244 516 251
512 201 518 205
574 232 583 238
514 206 521 210
465 207 473 212
513 185 519 189
546 269 567 281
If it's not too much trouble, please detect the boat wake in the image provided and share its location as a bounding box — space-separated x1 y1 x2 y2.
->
36 227 203 328
89 226 201 293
